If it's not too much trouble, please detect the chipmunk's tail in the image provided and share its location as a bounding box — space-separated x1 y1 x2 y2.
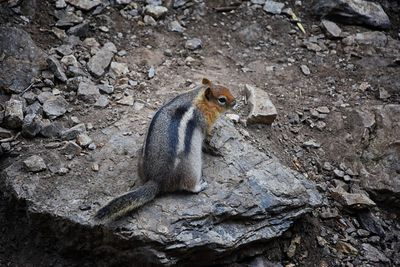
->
94 180 159 222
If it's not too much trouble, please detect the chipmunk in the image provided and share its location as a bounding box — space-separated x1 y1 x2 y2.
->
94 78 236 221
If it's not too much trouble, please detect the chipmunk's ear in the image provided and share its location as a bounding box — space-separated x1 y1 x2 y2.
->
204 87 212 101
202 78 212 86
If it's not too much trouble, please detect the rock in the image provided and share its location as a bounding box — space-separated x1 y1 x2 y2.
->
319 206 339 218
331 187 376 209
55 11 84 27
304 42 322 52
145 5 168 19
37 92 53 104
362 243 389 263
43 96 69 119
56 0 67 9
77 81 100 104
116 95 134 106
354 108 375 129
60 141 82 157
143 15 157 26
91 163 99 171
67 21 90 38
22 91 37 105
342 31 388 47
61 123 86 140
251 0 266 4
67 65 87 77
321 20 342 38
316 236 328 246
0 26 46 93
333 169 345 178
46 56 67 83
238 24 263 45
244 84 277 125
357 211 385 237
288 113 300 124
61 55 78 67
286 235 301 258
316 121 326 131
317 106 330 114
300 65 310 76
303 139 321 149
94 95 109 108
378 88 390 100
76 133 92 147
0 127 14 140
117 50 127 57
336 241 358 255
4 98 24 129
169 20 185 33
87 42 117 78
313 0 390 29
146 0 162 5
55 45 73 56
99 26 109 33
23 155 47 172
110 62 129 76
263 1 285 15
360 105 400 206
97 84 114 94
22 113 43 138
185 38 202 50
323 162 333 171
357 229 370 237
1 118 321 266
116 0 132 4
88 143 97 150
40 121 65 138
25 101 43 116
65 0 102 11
173 0 187 8
148 66 155 79
133 101 145 111
343 175 351 182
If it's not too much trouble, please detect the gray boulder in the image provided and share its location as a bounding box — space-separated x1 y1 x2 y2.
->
342 31 388 47
313 0 391 29
22 113 43 138
1 118 320 266
4 98 24 129
87 42 117 78
47 56 68 83
65 0 102 11
360 105 400 206
43 96 69 119
77 81 100 103
0 26 47 93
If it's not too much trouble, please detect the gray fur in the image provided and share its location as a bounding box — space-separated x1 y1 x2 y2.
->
95 87 209 221
141 87 207 193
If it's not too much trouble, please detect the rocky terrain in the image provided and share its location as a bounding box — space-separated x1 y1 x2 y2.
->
0 0 399 266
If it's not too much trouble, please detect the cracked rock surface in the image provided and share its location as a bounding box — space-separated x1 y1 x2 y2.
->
3 118 320 265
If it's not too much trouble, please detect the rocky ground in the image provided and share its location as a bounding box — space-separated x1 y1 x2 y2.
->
1 0 400 266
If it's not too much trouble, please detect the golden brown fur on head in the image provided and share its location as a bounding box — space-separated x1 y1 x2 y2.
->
195 78 236 132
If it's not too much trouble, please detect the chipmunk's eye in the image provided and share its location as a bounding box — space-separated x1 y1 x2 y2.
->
217 96 227 105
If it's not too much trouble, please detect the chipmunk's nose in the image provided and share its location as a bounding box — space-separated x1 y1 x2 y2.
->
230 99 237 108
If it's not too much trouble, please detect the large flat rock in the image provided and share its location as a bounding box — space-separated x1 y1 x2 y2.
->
2 115 321 265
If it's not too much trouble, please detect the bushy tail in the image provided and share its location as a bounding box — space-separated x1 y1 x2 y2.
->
94 180 159 222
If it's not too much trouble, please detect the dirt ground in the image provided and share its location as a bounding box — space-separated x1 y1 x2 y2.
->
1 0 400 266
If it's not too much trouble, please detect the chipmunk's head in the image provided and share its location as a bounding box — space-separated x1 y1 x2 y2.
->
202 78 236 110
